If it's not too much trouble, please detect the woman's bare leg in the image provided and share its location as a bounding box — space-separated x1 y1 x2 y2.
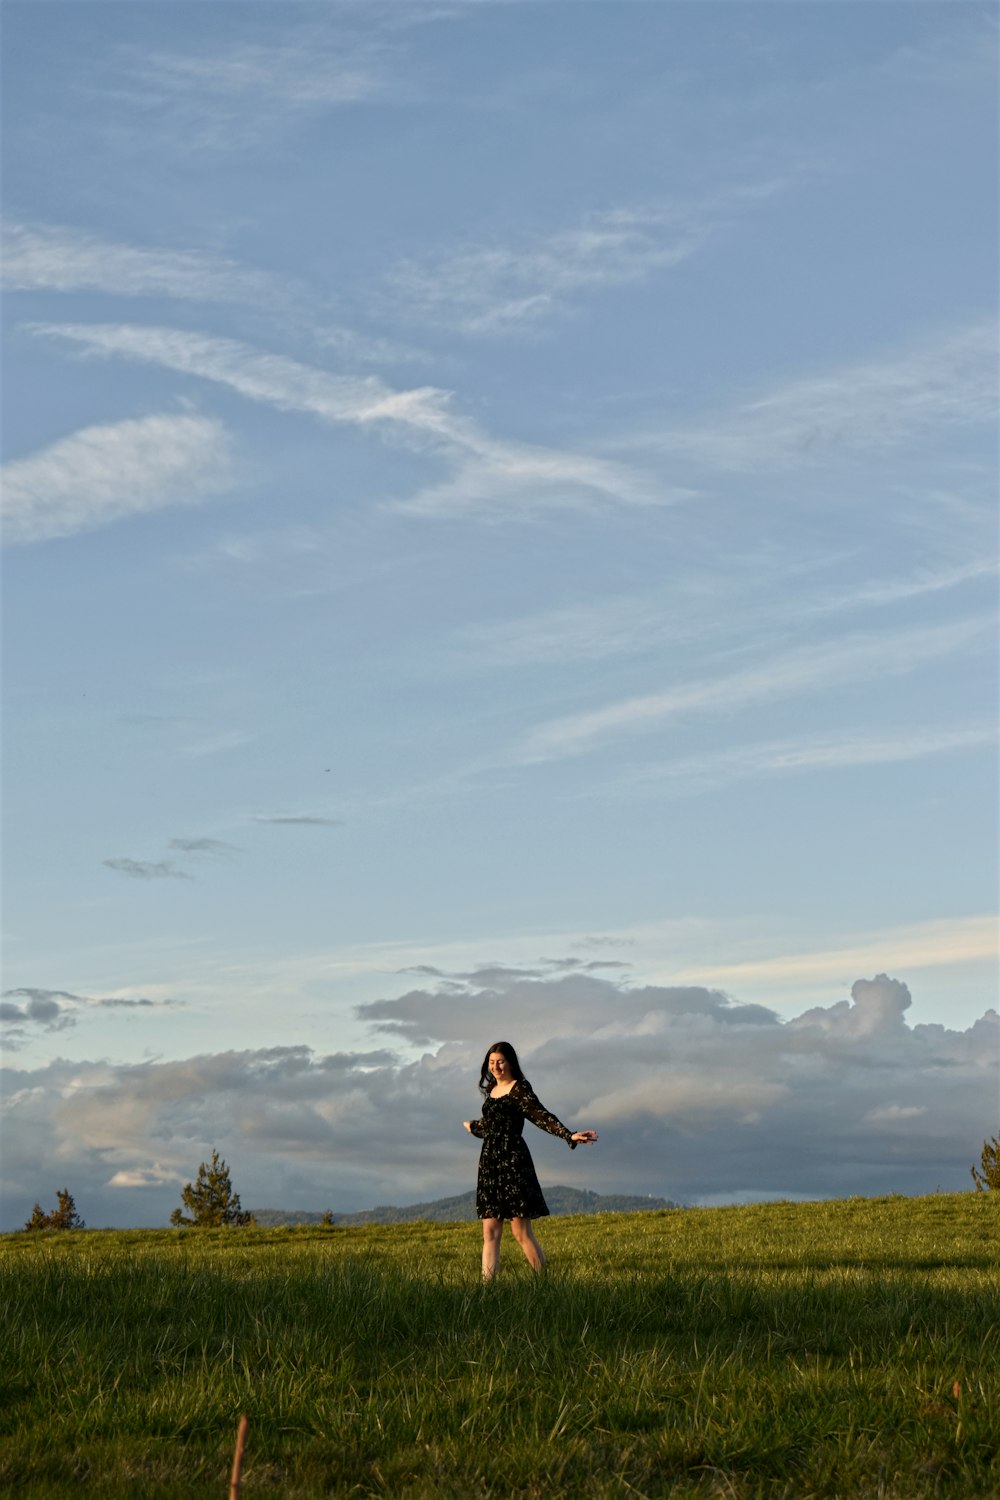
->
510 1217 546 1273
481 1218 503 1280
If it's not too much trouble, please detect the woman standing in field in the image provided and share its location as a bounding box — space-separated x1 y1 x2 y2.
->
463 1041 598 1279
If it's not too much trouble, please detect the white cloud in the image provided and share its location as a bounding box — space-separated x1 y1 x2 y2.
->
388 181 790 336
108 1164 181 1189
1 221 278 304
389 215 693 336
31 322 661 519
452 558 997 671
458 595 684 668
2 970 995 1228
31 322 445 430
611 723 997 797
865 1104 927 1127
99 27 390 152
313 324 434 368
1 412 235 544
130 41 378 109
815 558 999 613
394 436 674 518
181 730 252 759
513 614 993 763
642 321 997 471
670 915 999 991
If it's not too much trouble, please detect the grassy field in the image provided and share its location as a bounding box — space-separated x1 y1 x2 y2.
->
1 1193 997 1498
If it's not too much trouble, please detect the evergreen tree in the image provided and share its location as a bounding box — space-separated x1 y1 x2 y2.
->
50 1188 85 1228
970 1132 1000 1191
23 1189 85 1230
170 1149 253 1227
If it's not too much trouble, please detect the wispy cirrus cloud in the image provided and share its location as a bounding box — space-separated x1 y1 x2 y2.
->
807 558 999 616
638 320 997 471
181 730 253 759
454 558 997 671
1 220 280 304
456 594 684 668
31 322 663 518
394 437 673 518
387 180 791 336
30 322 449 429
670 916 1000 993
313 323 435 369
513 615 994 763
129 40 378 109
3 223 440 367
98 26 391 152
461 557 998 671
609 723 997 798
1 412 235 544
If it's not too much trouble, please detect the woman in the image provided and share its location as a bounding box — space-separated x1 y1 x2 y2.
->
463 1040 598 1279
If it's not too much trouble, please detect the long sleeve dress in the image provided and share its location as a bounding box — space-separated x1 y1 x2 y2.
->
468 1077 576 1220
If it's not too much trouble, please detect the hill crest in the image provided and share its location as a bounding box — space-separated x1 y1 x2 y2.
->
252 1185 680 1226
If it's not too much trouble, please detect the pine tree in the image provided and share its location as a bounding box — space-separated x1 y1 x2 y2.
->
970 1132 1000 1191
50 1189 85 1228
170 1150 253 1227
23 1189 85 1230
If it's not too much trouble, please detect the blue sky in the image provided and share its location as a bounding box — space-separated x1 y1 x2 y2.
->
2 2 997 1230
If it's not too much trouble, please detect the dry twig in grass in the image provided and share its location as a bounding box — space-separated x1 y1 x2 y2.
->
229 1415 249 1499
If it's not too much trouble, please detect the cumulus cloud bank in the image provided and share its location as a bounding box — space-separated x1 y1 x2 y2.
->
2 971 995 1230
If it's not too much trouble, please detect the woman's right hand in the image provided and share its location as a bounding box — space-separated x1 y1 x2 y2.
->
463 1120 474 1133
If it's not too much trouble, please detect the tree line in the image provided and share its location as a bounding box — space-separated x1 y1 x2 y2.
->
22 1134 1000 1230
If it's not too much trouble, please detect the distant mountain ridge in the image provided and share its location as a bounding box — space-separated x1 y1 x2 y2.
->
252 1185 681 1227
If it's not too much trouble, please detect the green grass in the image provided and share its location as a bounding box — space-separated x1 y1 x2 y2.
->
1 1194 997 1497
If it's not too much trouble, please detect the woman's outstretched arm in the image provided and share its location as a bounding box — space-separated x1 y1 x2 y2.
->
512 1080 598 1148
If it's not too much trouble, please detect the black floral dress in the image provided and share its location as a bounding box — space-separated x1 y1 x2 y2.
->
468 1077 577 1220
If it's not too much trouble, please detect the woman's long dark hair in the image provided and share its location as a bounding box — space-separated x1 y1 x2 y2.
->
478 1040 525 1098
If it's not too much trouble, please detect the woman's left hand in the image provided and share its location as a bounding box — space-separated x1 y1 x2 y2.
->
571 1130 599 1144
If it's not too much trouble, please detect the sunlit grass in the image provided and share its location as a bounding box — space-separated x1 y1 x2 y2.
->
1 1193 996 1496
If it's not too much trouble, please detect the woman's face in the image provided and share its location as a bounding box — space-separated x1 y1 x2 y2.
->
488 1050 511 1083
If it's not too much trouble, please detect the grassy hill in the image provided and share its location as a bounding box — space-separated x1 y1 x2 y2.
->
252 1184 681 1225
1 1193 996 1497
